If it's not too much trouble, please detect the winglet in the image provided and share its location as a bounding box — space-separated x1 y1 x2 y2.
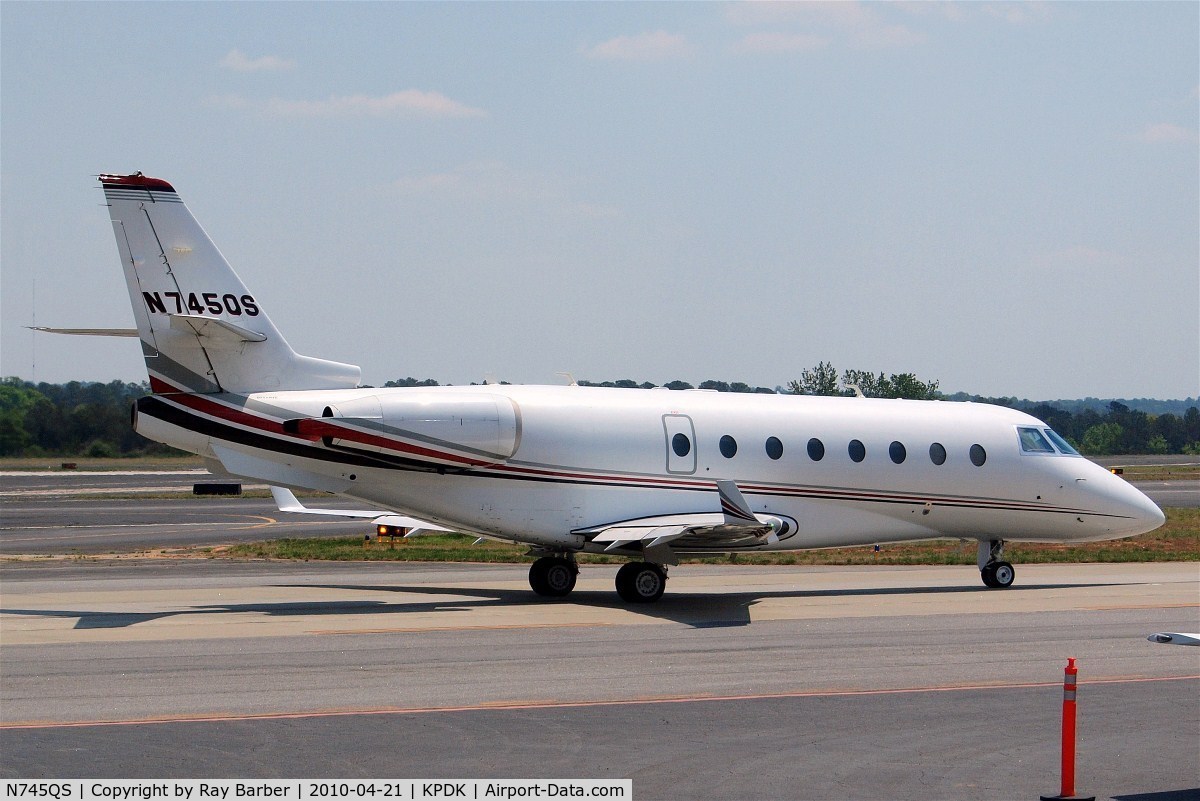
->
716 480 758 523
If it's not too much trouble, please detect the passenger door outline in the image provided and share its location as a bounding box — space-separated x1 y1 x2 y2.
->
663 414 697 475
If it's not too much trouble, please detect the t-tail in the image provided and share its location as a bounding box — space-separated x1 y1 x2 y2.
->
101 173 360 395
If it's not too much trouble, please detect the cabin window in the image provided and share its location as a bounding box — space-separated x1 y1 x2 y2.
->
1044 428 1080 456
672 432 691 458
1017 427 1055 454
889 441 906 464
848 439 866 463
765 436 783 460
720 435 738 458
807 438 825 461
970 444 987 466
929 442 947 465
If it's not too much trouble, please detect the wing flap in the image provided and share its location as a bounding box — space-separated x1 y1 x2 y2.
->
575 482 798 555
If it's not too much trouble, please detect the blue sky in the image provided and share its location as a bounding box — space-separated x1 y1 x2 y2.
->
2 1 1197 400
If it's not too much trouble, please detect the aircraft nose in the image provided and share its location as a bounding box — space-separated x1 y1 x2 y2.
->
1136 492 1167 532
1104 474 1166 536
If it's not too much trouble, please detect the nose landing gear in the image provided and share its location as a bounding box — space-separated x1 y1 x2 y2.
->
978 539 1015 588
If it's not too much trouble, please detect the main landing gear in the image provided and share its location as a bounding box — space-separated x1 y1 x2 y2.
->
528 555 578 598
527 555 668 603
615 562 667 604
978 539 1016 589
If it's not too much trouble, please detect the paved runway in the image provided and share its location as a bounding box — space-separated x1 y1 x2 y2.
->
2 560 1197 799
0 496 368 554
0 468 374 554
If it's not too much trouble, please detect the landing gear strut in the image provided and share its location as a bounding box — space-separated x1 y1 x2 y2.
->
615 561 667 603
978 539 1015 589
529 555 578 598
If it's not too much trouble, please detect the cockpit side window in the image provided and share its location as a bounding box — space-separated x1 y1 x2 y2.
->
1044 428 1080 456
1017 427 1055 453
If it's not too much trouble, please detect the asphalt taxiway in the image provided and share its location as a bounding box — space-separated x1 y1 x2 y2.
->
2 560 1198 799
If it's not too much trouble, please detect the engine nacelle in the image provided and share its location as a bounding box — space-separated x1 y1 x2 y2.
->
315 393 520 465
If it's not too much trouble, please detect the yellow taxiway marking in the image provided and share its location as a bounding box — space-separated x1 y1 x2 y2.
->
310 622 615 635
1080 602 1199 611
3 675 1196 731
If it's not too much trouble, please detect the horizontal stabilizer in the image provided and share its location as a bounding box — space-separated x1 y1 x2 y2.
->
26 326 138 337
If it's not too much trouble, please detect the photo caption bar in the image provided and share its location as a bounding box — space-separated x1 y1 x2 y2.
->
3 780 632 801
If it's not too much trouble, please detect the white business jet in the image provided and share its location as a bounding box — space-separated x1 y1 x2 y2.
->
91 173 1165 603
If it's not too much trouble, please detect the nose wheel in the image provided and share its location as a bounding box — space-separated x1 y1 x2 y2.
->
978 540 1015 588
981 560 1015 588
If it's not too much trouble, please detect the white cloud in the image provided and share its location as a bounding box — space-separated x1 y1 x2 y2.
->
851 21 926 49
393 162 620 218
1136 122 1199 144
264 91 486 119
203 94 252 110
730 32 828 54
219 49 296 72
395 162 559 203
584 31 692 62
725 2 925 51
980 2 1053 25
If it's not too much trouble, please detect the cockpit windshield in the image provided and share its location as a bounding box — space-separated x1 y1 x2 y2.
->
1018 427 1055 453
1043 428 1080 456
1017 426 1081 456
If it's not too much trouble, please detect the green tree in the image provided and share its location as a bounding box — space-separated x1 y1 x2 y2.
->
788 361 840 396
1081 423 1123 455
840 369 883 397
886 372 940 400
0 380 47 455
382 377 440 388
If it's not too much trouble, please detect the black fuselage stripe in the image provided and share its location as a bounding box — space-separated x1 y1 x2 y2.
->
140 397 436 472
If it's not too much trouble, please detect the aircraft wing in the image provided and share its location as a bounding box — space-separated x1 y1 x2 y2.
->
269 486 452 535
575 481 788 563
1147 632 1200 646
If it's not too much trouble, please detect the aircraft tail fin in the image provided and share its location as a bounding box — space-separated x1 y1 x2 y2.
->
100 173 360 394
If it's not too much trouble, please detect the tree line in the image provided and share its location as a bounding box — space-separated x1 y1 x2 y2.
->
2 370 1198 457
0 378 171 457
